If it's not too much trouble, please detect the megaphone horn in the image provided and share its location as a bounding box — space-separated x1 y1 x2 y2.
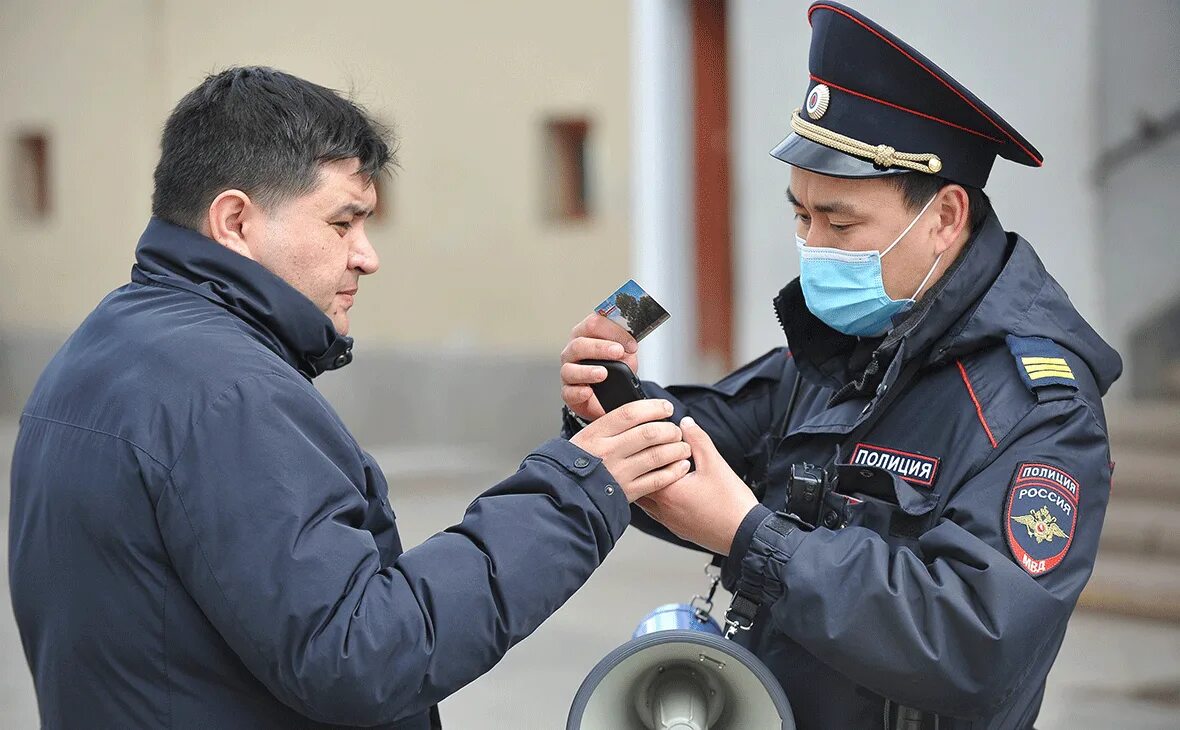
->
567 604 794 730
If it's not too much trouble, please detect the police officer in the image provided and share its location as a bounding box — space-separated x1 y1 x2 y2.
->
560 4 1121 728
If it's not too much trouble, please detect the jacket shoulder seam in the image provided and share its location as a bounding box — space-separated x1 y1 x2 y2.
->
968 391 1096 483
954 346 1036 444
164 370 306 475
18 412 170 470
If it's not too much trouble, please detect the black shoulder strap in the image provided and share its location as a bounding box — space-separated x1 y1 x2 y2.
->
842 355 926 450
772 366 803 442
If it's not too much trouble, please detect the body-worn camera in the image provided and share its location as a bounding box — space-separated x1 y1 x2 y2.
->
785 463 834 528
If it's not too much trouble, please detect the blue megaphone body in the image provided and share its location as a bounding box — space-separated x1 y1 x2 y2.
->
631 603 723 639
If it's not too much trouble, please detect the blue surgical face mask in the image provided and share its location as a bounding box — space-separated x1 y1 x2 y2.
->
796 194 941 337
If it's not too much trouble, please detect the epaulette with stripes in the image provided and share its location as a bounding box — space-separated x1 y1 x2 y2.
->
1005 335 1078 393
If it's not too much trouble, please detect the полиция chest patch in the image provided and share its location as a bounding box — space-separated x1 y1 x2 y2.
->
1005 462 1079 577
849 443 940 488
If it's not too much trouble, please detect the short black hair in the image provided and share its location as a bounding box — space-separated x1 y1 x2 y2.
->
888 172 992 234
152 66 394 230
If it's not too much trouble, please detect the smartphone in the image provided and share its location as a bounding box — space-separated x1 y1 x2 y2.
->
579 359 647 414
580 358 693 471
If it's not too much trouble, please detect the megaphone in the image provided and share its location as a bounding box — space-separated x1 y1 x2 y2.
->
567 604 794 730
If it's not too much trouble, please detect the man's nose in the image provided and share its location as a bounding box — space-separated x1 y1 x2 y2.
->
800 230 831 249
352 233 380 275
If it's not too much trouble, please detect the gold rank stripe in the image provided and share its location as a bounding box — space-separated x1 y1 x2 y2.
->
1024 365 1072 373
1022 357 1070 366
1027 369 1074 380
1022 356 1075 380
1024 365 1073 373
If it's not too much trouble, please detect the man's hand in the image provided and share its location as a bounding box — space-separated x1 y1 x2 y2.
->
636 417 760 555
570 399 691 503
560 313 640 421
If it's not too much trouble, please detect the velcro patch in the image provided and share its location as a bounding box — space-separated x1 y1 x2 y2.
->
1005 462 1080 577
1006 335 1078 391
849 443 939 488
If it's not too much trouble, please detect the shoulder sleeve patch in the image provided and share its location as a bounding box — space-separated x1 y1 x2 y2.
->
1005 461 1079 577
1005 335 1078 392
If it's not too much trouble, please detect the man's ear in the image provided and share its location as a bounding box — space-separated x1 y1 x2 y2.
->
932 184 970 255
203 190 260 260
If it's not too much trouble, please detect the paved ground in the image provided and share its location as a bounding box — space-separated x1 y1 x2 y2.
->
2 421 1178 728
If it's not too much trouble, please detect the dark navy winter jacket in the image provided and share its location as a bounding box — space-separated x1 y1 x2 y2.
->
592 213 1121 729
9 218 630 729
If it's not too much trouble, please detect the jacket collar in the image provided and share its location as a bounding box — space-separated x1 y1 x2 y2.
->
775 213 1010 396
937 235 1122 395
131 217 354 379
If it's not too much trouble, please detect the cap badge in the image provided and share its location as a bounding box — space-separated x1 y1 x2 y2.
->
806 84 830 120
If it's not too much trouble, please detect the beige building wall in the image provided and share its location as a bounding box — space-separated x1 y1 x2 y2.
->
1 0 632 356
0 0 160 336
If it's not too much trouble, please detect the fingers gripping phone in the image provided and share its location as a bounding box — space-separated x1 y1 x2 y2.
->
579 359 648 414
579 359 694 472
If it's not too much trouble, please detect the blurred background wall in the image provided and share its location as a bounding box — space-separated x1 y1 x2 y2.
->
2 1 1178 727
0 0 636 456
4 0 1178 444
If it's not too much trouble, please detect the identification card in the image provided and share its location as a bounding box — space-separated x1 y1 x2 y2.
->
594 279 670 342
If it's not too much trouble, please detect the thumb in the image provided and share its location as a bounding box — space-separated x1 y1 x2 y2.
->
679 416 717 465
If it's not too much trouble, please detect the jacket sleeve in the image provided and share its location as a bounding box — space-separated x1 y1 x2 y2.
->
728 396 1112 717
648 348 787 476
621 349 788 547
155 372 630 726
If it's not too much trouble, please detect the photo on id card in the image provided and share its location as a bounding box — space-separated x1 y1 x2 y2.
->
594 279 670 342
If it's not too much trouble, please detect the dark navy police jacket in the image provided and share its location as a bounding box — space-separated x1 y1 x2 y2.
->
9 219 631 729
628 214 1120 729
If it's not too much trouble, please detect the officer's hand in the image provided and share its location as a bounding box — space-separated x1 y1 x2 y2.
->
635 417 759 554
570 399 691 503
560 313 640 421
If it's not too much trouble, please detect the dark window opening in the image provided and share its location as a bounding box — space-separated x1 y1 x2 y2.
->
14 131 51 219
545 117 592 221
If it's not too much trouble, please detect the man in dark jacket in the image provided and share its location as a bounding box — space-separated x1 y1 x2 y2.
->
8 67 709 729
560 4 1121 729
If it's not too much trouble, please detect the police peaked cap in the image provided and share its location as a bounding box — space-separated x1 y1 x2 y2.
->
772 2 1042 188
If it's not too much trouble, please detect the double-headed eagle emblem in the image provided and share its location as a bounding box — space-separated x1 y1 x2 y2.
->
1011 506 1070 543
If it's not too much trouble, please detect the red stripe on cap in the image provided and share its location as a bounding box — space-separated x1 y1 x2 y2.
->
810 74 1005 144
808 4 1043 166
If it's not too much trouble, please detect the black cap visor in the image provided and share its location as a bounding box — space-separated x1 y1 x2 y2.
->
770 132 908 180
